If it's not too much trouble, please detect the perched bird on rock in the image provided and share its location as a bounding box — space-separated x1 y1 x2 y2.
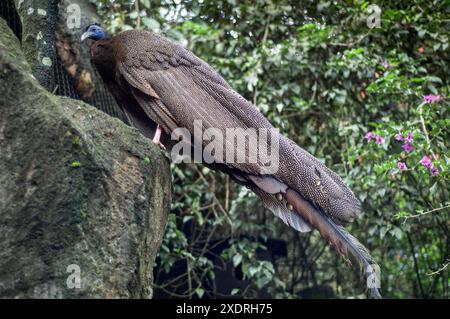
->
81 23 381 298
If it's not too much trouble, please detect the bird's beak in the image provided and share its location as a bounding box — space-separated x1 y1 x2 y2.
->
81 31 93 42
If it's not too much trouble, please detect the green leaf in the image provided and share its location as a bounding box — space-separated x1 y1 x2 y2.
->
129 11 138 19
232 254 242 267
231 288 240 295
427 76 442 84
430 182 438 194
195 288 205 298
142 17 160 30
182 215 193 223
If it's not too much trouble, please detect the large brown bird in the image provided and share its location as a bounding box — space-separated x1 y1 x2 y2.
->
82 23 381 298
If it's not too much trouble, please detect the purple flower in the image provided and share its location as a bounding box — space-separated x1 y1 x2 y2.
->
397 161 407 171
420 155 440 176
430 166 439 176
375 135 385 144
365 132 375 141
423 94 441 104
381 60 392 69
402 143 414 153
406 132 414 143
365 131 385 145
395 133 404 141
420 155 433 169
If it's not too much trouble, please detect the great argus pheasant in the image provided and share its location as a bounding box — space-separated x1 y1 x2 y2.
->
81 23 381 298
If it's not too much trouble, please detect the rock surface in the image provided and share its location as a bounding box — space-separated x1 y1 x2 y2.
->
0 18 172 298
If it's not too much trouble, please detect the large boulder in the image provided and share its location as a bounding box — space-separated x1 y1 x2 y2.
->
0 18 172 298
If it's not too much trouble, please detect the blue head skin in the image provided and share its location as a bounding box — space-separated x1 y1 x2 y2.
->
81 24 108 42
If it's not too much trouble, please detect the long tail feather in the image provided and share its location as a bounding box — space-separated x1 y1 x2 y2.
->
284 188 382 299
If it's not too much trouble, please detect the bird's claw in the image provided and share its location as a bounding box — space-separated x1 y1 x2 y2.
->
152 124 165 150
154 141 166 150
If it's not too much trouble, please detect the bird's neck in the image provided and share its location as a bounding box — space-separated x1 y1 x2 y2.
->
90 40 116 79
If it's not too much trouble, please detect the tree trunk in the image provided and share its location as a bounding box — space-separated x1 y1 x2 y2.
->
14 0 59 91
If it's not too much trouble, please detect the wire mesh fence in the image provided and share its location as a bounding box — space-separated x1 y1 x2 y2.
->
0 0 21 42
1 0 128 124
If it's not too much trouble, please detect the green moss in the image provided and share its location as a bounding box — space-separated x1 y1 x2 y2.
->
80 208 87 220
70 161 81 168
72 136 81 146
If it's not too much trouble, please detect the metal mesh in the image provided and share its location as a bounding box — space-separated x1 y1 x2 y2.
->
53 55 128 122
0 0 22 41
54 55 81 99
52 46 128 122
84 67 128 121
1 0 128 124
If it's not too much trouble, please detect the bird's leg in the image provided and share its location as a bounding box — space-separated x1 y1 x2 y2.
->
152 124 166 150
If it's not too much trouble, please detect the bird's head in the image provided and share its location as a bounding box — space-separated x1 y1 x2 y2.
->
81 23 108 42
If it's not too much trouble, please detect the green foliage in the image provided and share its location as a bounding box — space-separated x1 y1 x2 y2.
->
92 0 449 298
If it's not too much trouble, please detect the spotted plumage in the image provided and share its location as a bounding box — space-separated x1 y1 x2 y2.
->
82 25 381 298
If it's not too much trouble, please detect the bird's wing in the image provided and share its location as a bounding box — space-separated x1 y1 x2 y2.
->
115 33 269 171
114 31 359 219
114 31 360 220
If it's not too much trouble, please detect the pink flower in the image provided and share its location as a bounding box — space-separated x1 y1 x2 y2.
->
406 132 414 143
375 135 385 144
397 161 407 171
365 132 375 141
365 131 384 145
402 143 414 153
423 94 441 104
420 155 440 176
420 155 433 169
430 166 439 176
395 133 404 141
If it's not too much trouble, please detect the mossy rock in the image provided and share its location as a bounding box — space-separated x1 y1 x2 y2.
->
0 18 172 298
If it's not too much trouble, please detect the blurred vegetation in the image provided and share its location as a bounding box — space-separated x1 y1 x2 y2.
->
91 0 449 298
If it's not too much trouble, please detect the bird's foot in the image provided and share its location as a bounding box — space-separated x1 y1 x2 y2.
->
153 140 166 150
152 124 165 150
